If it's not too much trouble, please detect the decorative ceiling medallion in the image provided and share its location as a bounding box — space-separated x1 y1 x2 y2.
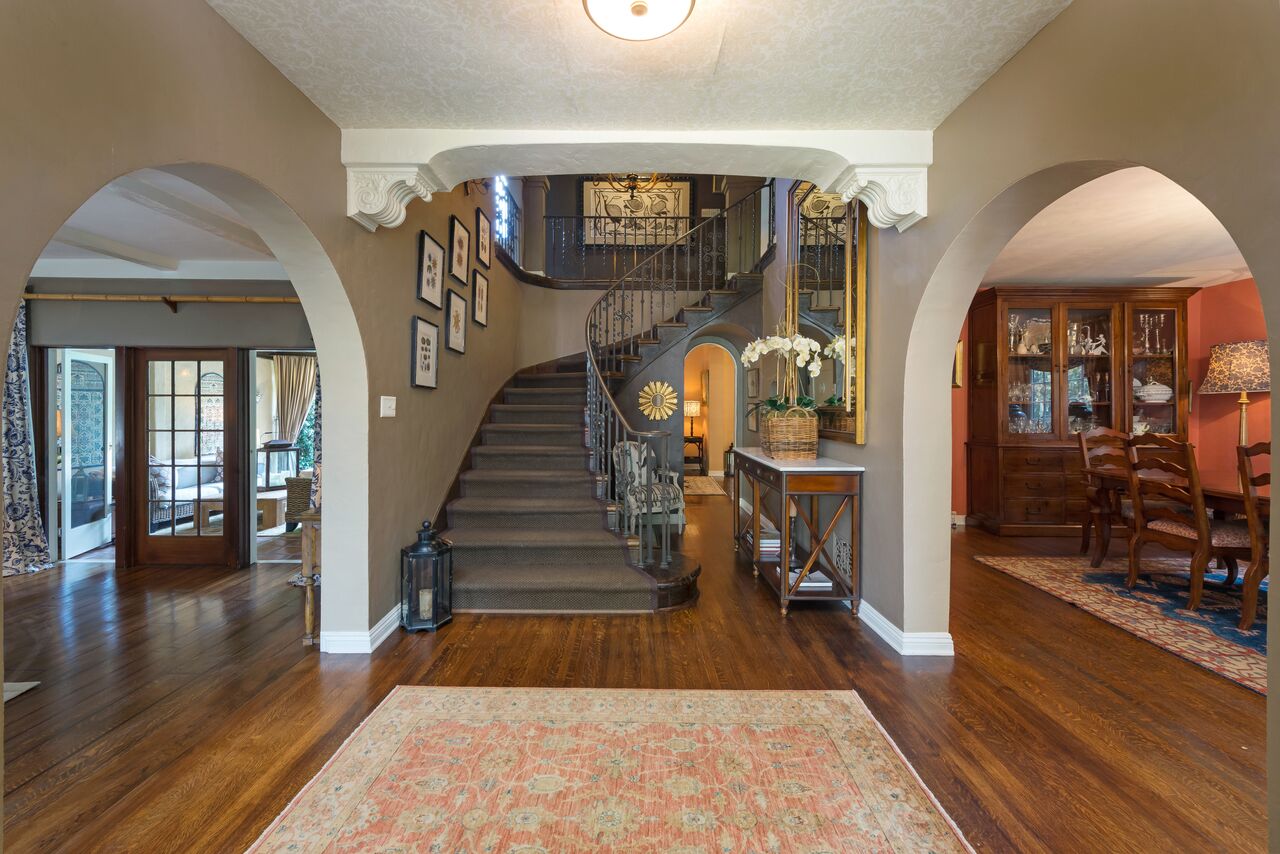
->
583 0 695 42
638 380 677 420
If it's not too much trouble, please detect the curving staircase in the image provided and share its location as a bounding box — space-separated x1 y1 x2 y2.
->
440 182 775 614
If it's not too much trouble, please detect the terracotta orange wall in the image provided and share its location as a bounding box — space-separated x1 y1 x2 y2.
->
951 317 969 515
1188 277 1269 481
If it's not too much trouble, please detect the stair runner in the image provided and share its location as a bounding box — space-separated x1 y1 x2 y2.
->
443 361 655 612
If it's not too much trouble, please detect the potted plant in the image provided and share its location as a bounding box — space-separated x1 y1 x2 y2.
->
815 335 856 432
741 334 824 459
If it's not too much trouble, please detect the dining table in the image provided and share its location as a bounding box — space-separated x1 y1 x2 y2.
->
1086 465 1269 516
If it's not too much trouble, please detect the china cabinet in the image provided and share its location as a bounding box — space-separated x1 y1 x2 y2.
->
965 286 1195 536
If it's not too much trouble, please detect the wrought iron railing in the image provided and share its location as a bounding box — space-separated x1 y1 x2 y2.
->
584 182 773 567
495 182 522 264
546 216 695 283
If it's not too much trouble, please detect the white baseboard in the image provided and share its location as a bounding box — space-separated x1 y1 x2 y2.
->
708 469 725 478
319 605 400 654
858 600 955 656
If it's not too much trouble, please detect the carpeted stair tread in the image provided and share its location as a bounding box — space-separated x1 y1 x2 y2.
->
514 371 588 386
460 469 595 498
454 565 650 593
460 469 594 484
448 497 604 514
489 404 583 424
481 422 586 448
447 497 606 528
471 445 588 471
445 527 623 549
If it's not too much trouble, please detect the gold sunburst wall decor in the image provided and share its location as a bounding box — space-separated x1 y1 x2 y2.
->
638 381 677 420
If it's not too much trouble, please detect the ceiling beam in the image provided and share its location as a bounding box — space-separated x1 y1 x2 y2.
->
109 174 273 257
51 226 180 271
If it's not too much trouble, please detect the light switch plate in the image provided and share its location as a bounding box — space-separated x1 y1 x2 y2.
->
379 395 397 417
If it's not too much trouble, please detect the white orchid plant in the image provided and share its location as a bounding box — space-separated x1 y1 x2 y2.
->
741 333 824 414
821 335 852 405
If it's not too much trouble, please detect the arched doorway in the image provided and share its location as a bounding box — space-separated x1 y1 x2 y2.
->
904 160 1273 640
12 163 370 645
683 341 738 480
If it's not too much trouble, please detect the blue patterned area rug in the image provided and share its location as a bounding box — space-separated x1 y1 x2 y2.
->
976 555 1266 694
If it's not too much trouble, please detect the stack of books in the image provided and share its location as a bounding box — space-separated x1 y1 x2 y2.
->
788 569 834 592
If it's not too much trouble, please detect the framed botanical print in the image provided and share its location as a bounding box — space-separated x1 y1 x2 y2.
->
410 316 439 389
475 208 492 269
446 290 467 353
472 270 489 327
417 229 444 308
746 368 761 399
746 408 759 433
448 215 470 285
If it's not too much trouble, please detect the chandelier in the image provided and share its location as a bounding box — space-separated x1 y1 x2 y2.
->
601 172 673 205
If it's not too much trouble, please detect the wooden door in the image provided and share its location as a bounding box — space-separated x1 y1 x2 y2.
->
132 349 241 566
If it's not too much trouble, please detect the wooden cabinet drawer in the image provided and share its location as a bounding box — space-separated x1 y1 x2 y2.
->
1004 449 1065 472
1004 473 1064 497
1065 498 1091 519
1003 498 1065 523
1064 476 1088 498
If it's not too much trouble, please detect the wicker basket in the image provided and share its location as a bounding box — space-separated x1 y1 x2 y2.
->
817 405 855 433
761 409 819 460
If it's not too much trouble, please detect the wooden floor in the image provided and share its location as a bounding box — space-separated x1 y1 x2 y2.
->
2 497 1266 852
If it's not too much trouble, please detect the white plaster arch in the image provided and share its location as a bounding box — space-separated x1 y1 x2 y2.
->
898 159 1271 638
26 163 371 648
341 129 931 233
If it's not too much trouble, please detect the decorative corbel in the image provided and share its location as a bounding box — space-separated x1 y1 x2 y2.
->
345 165 444 232
834 166 928 232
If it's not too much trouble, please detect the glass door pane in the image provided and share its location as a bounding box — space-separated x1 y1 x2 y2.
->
1065 306 1114 434
62 351 113 557
1006 306 1055 435
146 357 225 537
1130 308 1179 434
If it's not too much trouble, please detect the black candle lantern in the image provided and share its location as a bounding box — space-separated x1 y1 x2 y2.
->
401 521 452 632
724 442 735 478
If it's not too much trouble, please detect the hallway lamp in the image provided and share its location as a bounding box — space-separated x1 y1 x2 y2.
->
684 399 701 436
1198 339 1270 445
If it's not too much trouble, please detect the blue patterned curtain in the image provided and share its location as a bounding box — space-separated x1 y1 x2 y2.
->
309 372 321 508
4 308 51 575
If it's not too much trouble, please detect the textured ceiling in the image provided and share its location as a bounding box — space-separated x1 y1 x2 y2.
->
207 0 1071 130
984 167 1250 289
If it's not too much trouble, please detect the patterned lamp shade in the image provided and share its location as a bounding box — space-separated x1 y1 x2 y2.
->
1198 339 1271 394
683 400 702 418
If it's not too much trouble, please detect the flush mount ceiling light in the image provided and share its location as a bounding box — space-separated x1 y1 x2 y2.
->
583 0 695 41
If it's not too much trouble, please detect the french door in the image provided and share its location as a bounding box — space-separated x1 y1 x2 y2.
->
132 348 241 566
61 350 114 558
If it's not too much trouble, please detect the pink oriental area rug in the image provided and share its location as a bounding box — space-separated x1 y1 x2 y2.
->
248 687 972 853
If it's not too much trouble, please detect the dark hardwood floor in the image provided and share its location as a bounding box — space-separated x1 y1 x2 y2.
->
2 497 1266 852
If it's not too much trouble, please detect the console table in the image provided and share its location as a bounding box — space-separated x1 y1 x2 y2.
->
683 435 707 476
732 447 862 616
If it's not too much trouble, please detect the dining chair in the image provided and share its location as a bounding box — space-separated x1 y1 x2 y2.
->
1078 427 1130 567
1125 434 1250 611
1236 441 1270 630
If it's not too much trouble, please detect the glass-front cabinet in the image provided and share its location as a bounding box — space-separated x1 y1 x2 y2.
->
966 287 1192 536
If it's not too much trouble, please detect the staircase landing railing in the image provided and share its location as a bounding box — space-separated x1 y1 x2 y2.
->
585 182 773 567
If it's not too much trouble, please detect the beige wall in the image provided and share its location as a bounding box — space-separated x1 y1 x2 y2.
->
683 343 737 474
0 0 537 633
804 0 1280 839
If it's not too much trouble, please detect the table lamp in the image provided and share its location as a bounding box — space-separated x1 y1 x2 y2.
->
683 399 701 436
1198 339 1270 445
